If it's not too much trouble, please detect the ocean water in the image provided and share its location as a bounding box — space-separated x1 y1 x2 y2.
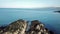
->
0 8 60 34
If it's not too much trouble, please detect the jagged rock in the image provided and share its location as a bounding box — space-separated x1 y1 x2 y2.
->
0 20 54 34
27 20 53 34
0 19 28 34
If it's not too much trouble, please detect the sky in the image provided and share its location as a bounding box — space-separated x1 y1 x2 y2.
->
0 0 60 8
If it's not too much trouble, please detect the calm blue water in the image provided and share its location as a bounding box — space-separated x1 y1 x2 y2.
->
0 8 60 34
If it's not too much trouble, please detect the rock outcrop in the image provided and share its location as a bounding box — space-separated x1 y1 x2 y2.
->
0 19 54 34
26 20 55 34
0 19 28 34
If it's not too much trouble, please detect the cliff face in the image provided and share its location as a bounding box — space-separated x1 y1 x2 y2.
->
0 19 54 34
0 19 28 34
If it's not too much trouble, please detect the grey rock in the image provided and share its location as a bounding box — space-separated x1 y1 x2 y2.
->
26 20 54 34
0 20 54 34
0 19 28 34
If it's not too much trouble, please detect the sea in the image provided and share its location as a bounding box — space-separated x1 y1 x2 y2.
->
0 8 60 34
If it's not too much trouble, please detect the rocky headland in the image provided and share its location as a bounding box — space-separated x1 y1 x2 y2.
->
0 19 54 34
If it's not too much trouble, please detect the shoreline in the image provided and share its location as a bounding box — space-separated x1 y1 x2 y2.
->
0 19 55 34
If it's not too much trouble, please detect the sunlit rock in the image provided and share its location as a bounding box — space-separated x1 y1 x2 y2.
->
0 19 28 34
0 20 54 34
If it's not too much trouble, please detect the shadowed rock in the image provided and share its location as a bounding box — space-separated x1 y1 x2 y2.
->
27 20 54 34
49 31 55 34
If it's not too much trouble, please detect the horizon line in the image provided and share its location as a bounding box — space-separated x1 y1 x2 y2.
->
0 7 60 8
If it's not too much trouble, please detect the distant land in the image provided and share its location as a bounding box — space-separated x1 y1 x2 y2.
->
54 11 60 13
0 7 60 10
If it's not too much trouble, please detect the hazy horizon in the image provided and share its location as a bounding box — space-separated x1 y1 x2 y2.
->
0 0 60 8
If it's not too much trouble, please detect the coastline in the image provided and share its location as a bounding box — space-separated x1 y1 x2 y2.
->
0 19 55 34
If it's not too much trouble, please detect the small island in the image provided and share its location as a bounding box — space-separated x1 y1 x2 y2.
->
54 11 60 13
